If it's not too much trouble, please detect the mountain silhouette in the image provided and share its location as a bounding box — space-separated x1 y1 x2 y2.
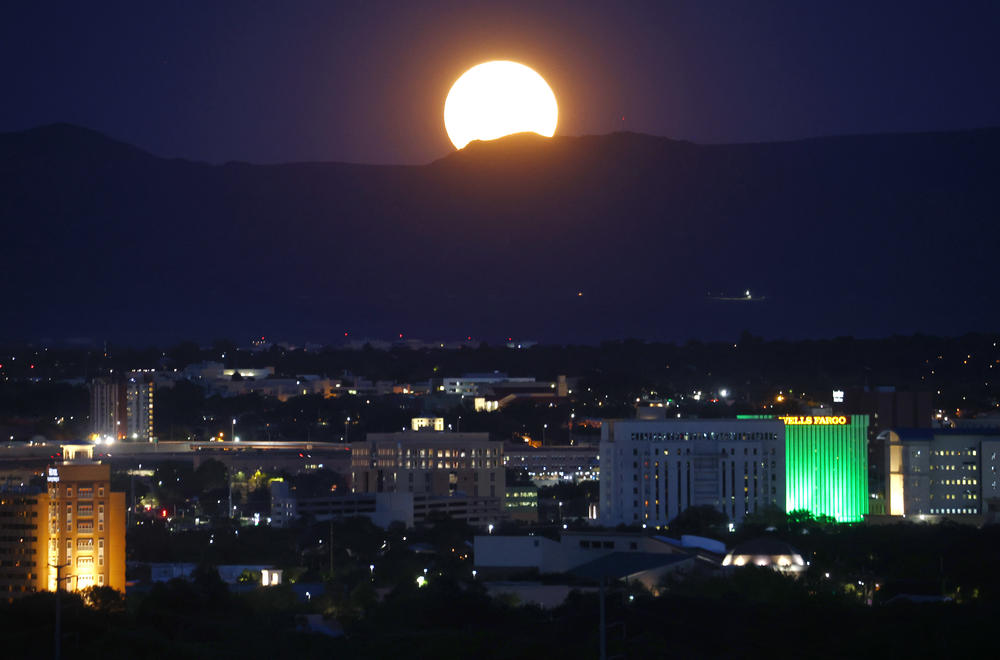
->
1 123 997 345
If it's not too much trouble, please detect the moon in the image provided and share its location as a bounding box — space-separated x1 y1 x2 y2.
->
444 61 558 150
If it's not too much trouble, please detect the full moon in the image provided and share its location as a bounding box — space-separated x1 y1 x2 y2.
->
444 61 558 150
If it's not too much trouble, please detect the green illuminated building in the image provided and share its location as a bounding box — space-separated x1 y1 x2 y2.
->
740 414 869 522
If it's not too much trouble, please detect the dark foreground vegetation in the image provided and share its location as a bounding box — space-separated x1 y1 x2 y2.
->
3 567 998 659
7 514 1000 659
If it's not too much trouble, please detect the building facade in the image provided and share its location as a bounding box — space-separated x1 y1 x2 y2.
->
599 419 785 527
351 432 505 499
90 377 126 441
0 447 125 599
0 491 48 598
126 375 155 442
885 428 1000 519
504 444 599 484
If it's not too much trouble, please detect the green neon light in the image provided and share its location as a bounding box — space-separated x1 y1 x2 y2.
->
739 414 869 522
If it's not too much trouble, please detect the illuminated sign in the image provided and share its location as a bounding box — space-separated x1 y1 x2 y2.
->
832 390 845 403
779 415 851 426
47 467 59 483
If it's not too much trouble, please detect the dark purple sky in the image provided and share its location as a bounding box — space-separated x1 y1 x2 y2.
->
3 1 998 165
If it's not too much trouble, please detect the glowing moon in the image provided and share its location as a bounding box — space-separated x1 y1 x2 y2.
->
444 61 558 150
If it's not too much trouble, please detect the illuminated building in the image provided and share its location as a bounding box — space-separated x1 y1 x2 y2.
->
504 485 539 522
351 432 505 499
410 417 445 431
126 374 155 441
504 444 599 484
884 428 1000 520
740 414 870 522
46 446 126 592
0 445 125 599
779 415 869 523
722 537 806 576
599 419 785 527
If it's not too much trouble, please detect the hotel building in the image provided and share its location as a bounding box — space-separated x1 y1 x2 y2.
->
0 445 125 599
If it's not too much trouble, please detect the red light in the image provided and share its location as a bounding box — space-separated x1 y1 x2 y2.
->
299 452 303 457
399 333 403 339
467 336 471 341
161 509 168 518
344 332 348 337
30 364 34 369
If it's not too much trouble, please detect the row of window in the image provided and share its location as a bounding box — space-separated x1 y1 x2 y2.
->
53 486 104 499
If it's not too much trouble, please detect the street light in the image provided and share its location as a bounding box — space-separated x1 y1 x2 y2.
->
231 418 236 442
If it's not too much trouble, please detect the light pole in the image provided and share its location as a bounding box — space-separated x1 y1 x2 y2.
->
344 416 351 443
231 418 236 442
49 562 70 660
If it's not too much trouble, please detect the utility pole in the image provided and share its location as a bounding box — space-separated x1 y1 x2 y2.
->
49 562 70 660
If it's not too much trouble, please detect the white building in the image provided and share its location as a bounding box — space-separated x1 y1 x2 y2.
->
411 417 445 431
599 419 786 527
885 428 1000 519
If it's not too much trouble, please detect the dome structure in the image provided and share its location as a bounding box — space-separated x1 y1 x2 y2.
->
721 537 807 575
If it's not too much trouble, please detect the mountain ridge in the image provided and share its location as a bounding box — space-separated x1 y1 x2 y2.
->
0 123 997 345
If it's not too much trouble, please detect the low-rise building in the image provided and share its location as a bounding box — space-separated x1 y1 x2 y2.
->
504 443 599 484
351 432 505 500
505 485 539 522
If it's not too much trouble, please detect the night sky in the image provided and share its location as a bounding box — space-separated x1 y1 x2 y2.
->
3 1 998 165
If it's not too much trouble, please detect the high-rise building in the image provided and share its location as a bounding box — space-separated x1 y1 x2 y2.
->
126 375 155 442
90 377 125 441
599 419 786 527
740 414 870 522
0 445 126 599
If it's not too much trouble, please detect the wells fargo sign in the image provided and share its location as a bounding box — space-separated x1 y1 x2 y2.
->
779 415 851 426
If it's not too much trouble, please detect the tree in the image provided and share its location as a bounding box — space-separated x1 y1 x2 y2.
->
81 585 125 614
668 505 728 537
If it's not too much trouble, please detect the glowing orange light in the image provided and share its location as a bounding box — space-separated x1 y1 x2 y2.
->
444 61 558 149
